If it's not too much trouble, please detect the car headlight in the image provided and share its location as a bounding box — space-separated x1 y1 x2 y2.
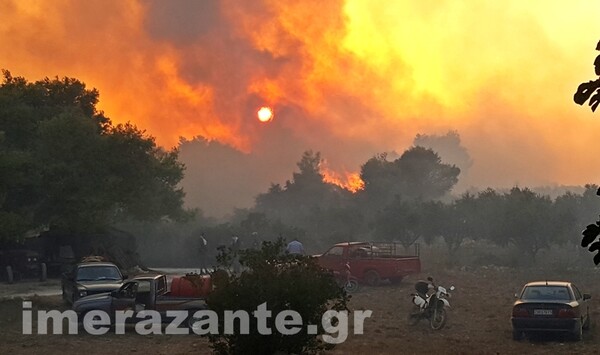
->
78 290 88 298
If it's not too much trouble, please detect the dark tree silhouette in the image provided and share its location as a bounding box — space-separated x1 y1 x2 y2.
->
581 187 600 264
574 40 600 111
0 70 190 241
575 40 600 263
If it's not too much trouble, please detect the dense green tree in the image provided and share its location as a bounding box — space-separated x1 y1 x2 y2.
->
307 205 366 249
359 147 460 214
579 184 600 224
553 191 582 246
358 153 396 213
0 70 190 241
495 188 556 262
372 197 436 249
439 192 478 255
470 188 504 242
413 131 472 175
396 146 460 200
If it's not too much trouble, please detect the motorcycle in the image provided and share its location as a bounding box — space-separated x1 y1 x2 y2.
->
333 262 360 293
408 277 455 330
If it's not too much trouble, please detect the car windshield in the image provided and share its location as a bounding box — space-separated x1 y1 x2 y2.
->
77 266 122 281
522 286 571 301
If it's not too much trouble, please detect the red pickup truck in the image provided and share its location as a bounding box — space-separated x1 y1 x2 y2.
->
316 242 421 286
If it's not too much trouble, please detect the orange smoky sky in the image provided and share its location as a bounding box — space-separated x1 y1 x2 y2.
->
2 0 600 214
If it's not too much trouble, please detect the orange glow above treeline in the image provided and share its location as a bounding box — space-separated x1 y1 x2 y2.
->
2 1 600 188
322 169 365 193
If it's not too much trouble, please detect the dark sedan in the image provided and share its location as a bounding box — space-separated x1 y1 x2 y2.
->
511 281 591 341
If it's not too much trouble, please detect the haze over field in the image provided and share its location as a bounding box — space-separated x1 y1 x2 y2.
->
2 0 600 217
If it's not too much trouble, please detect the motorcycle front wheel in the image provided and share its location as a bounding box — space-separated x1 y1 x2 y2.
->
345 279 360 293
430 306 447 330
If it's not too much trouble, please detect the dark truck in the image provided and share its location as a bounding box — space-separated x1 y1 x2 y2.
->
72 274 209 328
62 261 125 304
316 242 421 286
0 249 47 283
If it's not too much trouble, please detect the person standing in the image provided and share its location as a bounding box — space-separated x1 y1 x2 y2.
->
198 233 208 274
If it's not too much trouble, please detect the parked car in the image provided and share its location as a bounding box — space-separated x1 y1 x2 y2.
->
73 274 209 329
0 249 47 283
511 281 591 341
62 260 125 304
315 242 421 286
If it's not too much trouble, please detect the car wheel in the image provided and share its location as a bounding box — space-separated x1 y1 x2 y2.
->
572 321 583 341
512 329 523 341
364 270 381 287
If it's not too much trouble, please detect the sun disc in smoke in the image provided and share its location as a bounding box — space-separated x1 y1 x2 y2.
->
257 106 274 122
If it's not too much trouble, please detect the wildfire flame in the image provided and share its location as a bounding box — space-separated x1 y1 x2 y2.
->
322 168 365 193
2 1 600 189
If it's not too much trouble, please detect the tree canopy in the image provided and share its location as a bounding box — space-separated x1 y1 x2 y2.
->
255 150 350 229
0 70 190 242
359 146 460 208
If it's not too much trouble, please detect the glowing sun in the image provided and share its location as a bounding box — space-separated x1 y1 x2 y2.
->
257 107 273 122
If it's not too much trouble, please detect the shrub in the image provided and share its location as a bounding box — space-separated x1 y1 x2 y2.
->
207 238 349 354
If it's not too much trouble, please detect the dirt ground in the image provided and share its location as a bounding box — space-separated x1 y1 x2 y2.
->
2 267 600 354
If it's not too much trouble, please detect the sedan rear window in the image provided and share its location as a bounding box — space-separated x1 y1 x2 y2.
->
522 286 571 300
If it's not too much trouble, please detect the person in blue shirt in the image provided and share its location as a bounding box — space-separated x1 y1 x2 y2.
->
286 238 305 255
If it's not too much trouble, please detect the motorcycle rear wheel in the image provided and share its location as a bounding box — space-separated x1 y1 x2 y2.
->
430 307 447 330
